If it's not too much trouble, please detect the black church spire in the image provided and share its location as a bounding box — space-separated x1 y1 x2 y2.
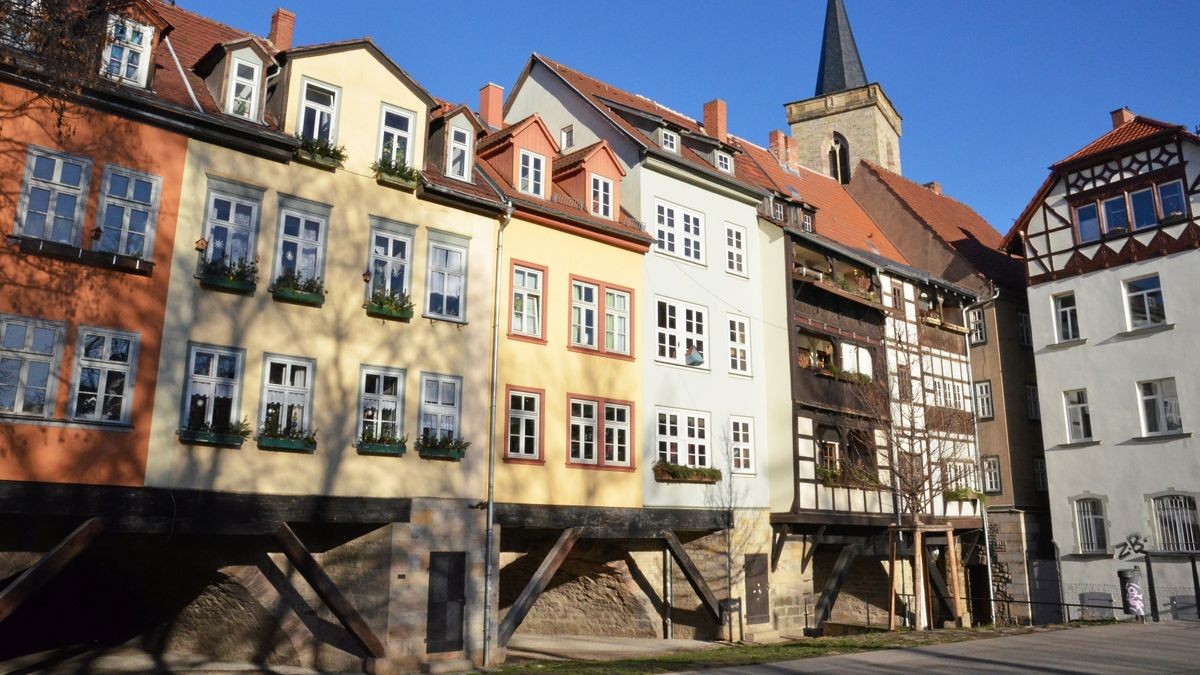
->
814 0 868 97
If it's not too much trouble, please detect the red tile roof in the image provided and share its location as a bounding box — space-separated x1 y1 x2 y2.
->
152 1 257 117
1054 116 1186 167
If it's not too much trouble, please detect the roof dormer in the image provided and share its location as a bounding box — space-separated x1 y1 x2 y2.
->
101 2 170 89
477 114 559 200
552 140 626 221
430 105 483 182
197 37 276 123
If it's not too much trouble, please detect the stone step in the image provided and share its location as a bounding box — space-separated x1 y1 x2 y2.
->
743 627 783 643
421 658 475 674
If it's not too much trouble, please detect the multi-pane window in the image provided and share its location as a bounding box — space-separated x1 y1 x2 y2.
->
975 380 994 419
716 151 732 173
981 455 1001 494
420 373 461 441
261 355 313 436
656 298 706 366
1064 389 1092 442
1018 311 1032 347
203 191 258 270
447 127 471 180
183 344 242 432
725 224 746 276
591 175 613 219
427 242 467 321
519 150 545 197
839 343 873 380
227 59 260 120
379 106 414 167
103 17 151 86
300 81 338 144
506 389 540 459
655 201 704 263
0 314 62 418
801 213 814 233
571 281 598 348
560 125 574 149
661 130 678 152
730 416 754 474
728 316 751 375
772 202 784 221
511 266 542 338
70 328 137 424
604 403 631 467
274 210 325 286
1139 378 1181 435
1153 495 1199 552
1076 498 1108 553
358 367 404 444
1026 384 1040 421
96 166 159 259
1055 293 1079 342
1125 275 1165 329
569 399 598 464
367 228 411 304
1075 179 1189 242
943 461 975 492
1033 457 1048 493
17 148 90 245
967 308 986 345
604 289 630 355
657 408 709 468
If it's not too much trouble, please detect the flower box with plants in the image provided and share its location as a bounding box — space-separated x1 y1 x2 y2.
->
943 487 978 502
372 157 420 191
195 243 258 294
416 432 470 460
364 290 415 322
257 423 318 452
294 135 347 170
271 270 326 307
652 460 722 484
357 427 407 456
178 417 252 448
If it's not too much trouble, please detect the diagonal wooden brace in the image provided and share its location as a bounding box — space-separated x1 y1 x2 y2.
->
662 529 721 623
0 517 104 624
499 527 582 646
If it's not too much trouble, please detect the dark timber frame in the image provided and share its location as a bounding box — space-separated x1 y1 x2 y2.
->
0 517 104 624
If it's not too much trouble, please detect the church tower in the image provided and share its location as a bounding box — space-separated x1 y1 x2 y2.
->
785 0 902 182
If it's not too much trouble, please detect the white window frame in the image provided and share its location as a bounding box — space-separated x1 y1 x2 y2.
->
839 342 873 380
226 58 260 120
181 343 244 433
1018 311 1032 347
1054 293 1079 342
727 315 751 376
568 398 598 464
657 407 710 468
604 288 631 355
1139 377 1181 436
260 354 315 436
425 238 468 322
366 223 413 305
201 189 260 271
730 416 754 474
1026 384 1040 421
967 308 986 345
68 326 139 425
656 297 707 367
571 281 598 349
446 125 473 181
591 175 613 219
102 15 152 87
357 366 405 445
378 104 415 168
802 213 814 233
981 455 1001 494
1064 389 1092 442
560 125 574 150
1125 274 1166 329
1075 497 1108 554
715 151 733 173
0 313 64 418
603 402 631 467
15 147 91 245
419 372 462 442
654 199 705 264
298 78 340 145
772 202 784 221
519 150 545 198
512 266 543 339
724 223 747 276
95 165 161 260
975 380 994 419
1152 494 1199 553
506 388 541 459
272 207 327 287
661 129 678 153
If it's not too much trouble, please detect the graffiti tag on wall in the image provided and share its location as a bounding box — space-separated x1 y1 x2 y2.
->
1115 533 1147 560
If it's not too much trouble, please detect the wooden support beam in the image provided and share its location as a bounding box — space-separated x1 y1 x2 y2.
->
924 542 957 622
948 531 964 626
813 542 860 634
499 527 582 646
770 526 788 572
274 523 385 658
661 530 721 624
0 517 103 624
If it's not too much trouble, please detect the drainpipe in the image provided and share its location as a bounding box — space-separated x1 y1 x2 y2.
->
962 286 1000 624
482 199 513 666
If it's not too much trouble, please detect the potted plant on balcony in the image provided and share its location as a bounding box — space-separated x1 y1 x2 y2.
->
358 426 407 456
178 417 252 448
271 269 326 307
652 460 722 484
257 421 318 452
943 486 978 502
416 431 470 460
371 156 420 191
195 241 258 294
364 289 415 322
294 134 347 170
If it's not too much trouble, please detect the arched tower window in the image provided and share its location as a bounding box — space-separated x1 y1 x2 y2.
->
829 133 851 184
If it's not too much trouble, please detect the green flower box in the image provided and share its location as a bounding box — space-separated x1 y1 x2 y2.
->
258 436 317 452
199 274 256 295
943 488 977 502
376 173 419 192
294 149 341 171
177 429 246 448
272 286 325 307
365 303 414 322
418 446 466 461
358 441 407 457
652 462 721 484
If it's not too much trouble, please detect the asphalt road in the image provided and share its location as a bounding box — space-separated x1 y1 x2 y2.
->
688 621 1200 674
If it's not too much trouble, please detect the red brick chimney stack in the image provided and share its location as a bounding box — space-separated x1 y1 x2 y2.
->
924 181 941 195
703 99 727 142
1110 107 1134 129
479 83 504 131
269 8 295 52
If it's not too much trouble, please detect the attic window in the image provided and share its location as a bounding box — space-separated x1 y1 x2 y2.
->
591 175 613 219
227 59 260 120
802 213 814 233
300 80 339 144
447 127 472 181
772 202 784 221
519 150 545 197
561 125 574 150
716 151 733 174
661 130 678 153
103 16 153 87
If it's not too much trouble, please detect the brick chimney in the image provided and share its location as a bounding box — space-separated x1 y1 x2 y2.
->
479 83 504 131
923 181 941 195
1110 107 1134 129
703 99 727 142
768 130 801 171
269 8 295 51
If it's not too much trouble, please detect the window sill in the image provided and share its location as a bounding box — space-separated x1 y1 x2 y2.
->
507 332 547 346
653 249 707 270
9 235 155 277
1117 323 1174 339
568 345 635 362
1045 337 1087 350
258 436 317 452
422 313 468 326
1065 552 1113 560
503 455 545 466
1057 439 1101 449
1130 432 1191 442
567 461 636 473
0 414 134 432
357 441 407 457
178 428 247 448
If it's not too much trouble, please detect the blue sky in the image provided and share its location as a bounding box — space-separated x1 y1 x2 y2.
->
192 0 1200 235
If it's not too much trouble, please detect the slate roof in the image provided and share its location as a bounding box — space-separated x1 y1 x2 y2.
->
815 0 868 96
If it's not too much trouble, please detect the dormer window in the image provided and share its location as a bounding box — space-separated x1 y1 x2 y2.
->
227 59 260 120
661 130 678 153
716 151 733 173
772 202 784 221
591 175 613 219
300 80 339 144
561 125 574 150
103 16 152 87
447 127 472 180
802 213 814 233
519 150 545 197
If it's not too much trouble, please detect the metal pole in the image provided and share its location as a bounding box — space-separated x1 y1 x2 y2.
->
1144 553 1160 622
664 545 673 639
960 289 999 625
1191 554 1200 621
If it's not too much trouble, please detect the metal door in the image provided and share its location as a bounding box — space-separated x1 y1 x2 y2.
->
426 551 466 653
745 553 770 624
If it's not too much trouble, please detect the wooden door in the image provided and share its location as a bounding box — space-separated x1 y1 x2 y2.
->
426 552 466 653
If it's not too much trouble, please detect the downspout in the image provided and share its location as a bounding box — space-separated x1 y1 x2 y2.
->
163 36 202 113
962 286 1000 624
482 199 513 666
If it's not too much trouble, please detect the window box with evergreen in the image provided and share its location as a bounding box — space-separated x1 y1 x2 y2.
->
257 424 317 452
294 135 346 171
372 157 420 192
178 418 252 448
652 461 721 484
357 428 408 457
195 247 258 295
416 432 469 461
271 270 325 307
944 487 978 502
364 290 414 322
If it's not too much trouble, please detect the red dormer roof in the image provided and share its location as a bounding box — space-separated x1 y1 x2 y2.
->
477 114 558 155
1053 116 1189 167
553 140 626 178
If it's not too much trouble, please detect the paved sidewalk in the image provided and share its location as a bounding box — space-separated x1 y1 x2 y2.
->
507 634 721 662
688 621 1200 674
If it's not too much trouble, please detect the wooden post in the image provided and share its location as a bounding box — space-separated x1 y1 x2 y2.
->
888 528 897 631
0 517 104 624
947 527 964 626
499 527 582 645
912 528 926 630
